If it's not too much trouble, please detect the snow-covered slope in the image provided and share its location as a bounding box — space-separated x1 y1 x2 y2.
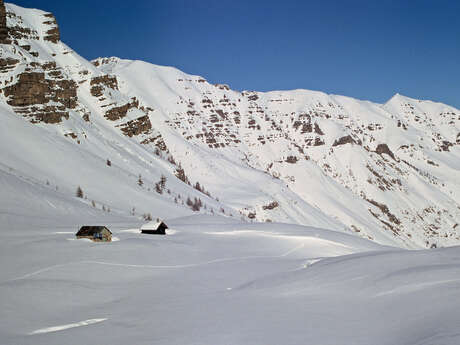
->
2 215 460 345
0 1 459 248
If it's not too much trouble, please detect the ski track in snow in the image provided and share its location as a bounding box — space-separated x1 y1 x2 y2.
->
3 243 305 283
29 318 107 335
5 263 71 283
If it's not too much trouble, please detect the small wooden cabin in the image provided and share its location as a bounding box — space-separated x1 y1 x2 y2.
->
76 226 112 242
141 221 168 235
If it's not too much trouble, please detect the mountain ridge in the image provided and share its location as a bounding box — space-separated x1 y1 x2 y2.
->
0 1 459 248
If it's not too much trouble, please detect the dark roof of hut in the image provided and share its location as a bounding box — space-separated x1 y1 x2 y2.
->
76 226 112 236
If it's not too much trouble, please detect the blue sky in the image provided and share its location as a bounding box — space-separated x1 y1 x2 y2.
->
13 0 460 108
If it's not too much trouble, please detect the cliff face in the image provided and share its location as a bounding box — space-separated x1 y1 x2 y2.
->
0 0 8 43
42 13 59 43
0 3 151 129
0 3 79 123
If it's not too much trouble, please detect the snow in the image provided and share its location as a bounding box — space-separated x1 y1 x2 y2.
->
29 318 108 335
0 3 460 343
140 220 165 230
1 211 460 344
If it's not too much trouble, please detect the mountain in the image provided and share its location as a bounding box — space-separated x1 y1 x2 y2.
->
2 3 460 344
0 1 459 248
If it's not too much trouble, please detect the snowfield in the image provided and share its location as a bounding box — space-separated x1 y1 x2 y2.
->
1 209 460 345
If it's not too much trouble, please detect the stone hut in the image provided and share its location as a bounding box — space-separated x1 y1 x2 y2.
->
76 226 112 242
141 221 168 235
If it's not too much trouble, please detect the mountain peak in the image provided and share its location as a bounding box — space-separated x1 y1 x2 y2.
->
3 2 60 44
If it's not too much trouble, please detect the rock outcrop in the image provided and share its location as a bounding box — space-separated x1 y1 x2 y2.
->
0 4 76 123
0 0 8 43
375 143 396 160
90 75 118 97
333 135 359 147
43 13 59 43
105 98 139 121
118 115 152 137
3 70 78 123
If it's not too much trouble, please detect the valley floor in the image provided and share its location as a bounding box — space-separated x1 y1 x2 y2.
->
1 214 459 345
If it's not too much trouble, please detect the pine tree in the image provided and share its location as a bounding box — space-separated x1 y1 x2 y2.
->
167 155 176 165
175 165 190 185
155 182 162 194
160 175 167 189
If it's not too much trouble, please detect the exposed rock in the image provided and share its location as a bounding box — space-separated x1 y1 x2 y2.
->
9 26 35 40
144 134 168 151
118 115 152 137
3 71 77 123
215 83 229 90
440 141 453 152
42 61 56 70
301 122 312 133
313 137 325 146
366 198 401 225
215 109 227 119
91 57 119 68
43 13 60 43
0 57 19 72
333 135 358 147
0 0 7 43
4 72 48 106
314 123 324 135
50 79 78 108
375 143 396 160
15 104 69 124
285 156 298 164
90 75 118 97
262 201 279 210
105 98 139 121
7 17 38 41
